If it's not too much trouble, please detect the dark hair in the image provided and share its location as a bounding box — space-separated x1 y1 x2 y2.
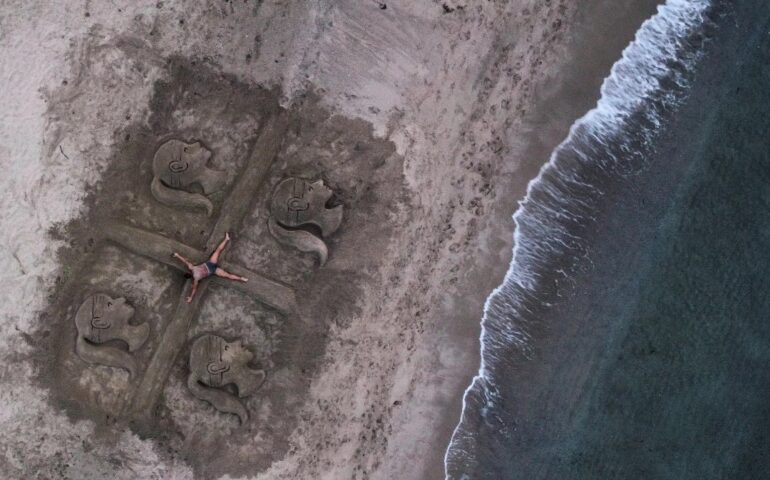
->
183 273 192 279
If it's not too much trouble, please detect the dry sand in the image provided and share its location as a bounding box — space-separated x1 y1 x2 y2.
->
0 1 660 478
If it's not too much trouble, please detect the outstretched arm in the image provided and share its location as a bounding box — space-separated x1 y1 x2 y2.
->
173 252 195 271
186 279 199 303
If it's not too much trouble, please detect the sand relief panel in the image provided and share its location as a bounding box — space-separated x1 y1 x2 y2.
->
74 293 149 378
57 109 347 432
187 334 266 424
101 118 294 425
50 243 179 415
150 139 227 217
40 56 400 478
163 286 283 430
268 177 344 266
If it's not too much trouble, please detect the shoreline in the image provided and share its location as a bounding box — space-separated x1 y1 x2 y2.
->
371 0 666 478
0 1 665 478
441 0 711 477
430 1 665 477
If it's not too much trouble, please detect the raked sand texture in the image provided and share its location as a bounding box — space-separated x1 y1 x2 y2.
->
0 1 660 479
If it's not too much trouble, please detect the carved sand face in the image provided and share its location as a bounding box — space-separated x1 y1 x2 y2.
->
190 334 264 396
187 334 265 423
221 339 254 365
268 177 344 265
203 338 254 386
75 294 147 350
74 294 150 376
269 177 342 235
150 139 228 216
153 139 224 192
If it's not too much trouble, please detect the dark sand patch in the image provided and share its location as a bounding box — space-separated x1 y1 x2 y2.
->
33 51 403 478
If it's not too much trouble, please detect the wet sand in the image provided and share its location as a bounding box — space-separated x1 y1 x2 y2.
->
417 1 664 477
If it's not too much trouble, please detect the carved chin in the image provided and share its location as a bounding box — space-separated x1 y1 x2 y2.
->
318 205 344 237
237 369 266 397
198 169 227 194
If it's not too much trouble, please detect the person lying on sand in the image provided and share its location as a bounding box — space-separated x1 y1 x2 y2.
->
172 232 248 303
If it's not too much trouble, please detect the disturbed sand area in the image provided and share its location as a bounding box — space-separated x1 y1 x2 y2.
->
0 1 657 479
40 57 402 478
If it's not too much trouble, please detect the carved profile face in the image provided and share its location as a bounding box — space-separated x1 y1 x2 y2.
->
187 334 265 423
189 334 264 396
150 139 228 216
220 339 254 365
153 139 223 191
75 294 142 347
74 294 150 376
268 177 344 265
269 177 342 235
203 339 254 387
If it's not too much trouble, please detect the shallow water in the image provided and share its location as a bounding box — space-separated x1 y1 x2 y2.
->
446 0 770 478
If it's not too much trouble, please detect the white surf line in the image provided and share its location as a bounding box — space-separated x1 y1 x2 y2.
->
444 0 714 476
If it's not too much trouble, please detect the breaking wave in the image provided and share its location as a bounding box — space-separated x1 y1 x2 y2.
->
445 0 714 477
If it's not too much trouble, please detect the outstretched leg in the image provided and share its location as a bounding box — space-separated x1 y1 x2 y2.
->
214 267 248 283
209 232 231 264
172 252 195 271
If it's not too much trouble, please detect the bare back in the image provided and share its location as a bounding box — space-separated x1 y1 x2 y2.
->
191 263 211 281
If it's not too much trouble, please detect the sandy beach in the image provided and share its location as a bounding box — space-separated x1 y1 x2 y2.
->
0 1 661 478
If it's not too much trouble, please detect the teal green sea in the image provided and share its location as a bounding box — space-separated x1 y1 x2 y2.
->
446 2 770 478
562 3 770 477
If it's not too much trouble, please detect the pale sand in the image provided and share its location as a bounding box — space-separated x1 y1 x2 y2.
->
0 0 660 478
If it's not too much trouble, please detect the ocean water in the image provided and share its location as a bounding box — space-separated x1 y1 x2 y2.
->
446 0 770 478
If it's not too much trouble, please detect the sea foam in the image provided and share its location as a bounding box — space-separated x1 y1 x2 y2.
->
444 0 714 477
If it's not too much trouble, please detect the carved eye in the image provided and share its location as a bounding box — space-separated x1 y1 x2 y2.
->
225 345 229 351
107 302 112 307
183 147 189 153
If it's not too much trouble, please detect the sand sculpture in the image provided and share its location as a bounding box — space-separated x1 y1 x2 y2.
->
63 115 300 427
187 334 266 423
150 139 228 216
268 177 343 265
74 294 150 377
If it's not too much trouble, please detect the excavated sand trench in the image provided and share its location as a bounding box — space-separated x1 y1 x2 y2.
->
38 57 402 478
